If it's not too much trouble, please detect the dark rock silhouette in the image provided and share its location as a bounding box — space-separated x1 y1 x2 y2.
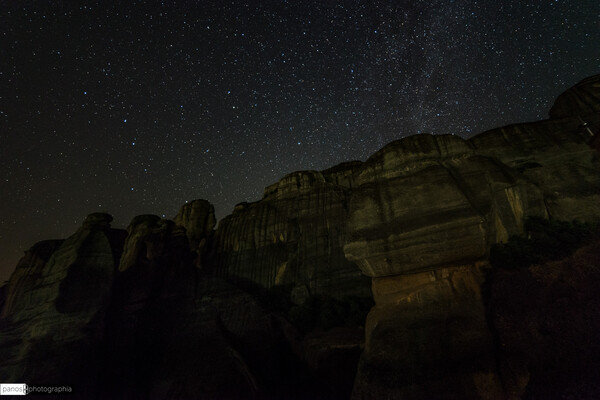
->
0 213 125 398
1 75 599 399
549 74 600 119
489 238 600 399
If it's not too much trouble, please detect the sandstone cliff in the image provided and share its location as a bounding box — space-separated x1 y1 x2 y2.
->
212 163 371 299
345 75 600 399
0 75 599 399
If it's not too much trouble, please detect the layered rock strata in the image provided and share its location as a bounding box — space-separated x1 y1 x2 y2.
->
212 164 371 299
345 75 600 399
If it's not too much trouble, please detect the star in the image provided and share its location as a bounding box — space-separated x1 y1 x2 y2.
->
1 0 599 282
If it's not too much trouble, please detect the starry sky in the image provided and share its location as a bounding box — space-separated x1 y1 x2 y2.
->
1 0 599 282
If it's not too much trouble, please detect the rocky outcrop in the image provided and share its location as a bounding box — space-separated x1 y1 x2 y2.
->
100 214 196 398
0 239 64 319
345 76 600 398
470 120 600 223
212 164 371 299
345 134 551 277
0 211 334 399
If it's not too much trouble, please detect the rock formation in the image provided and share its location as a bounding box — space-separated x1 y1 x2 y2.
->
345 75 600 399
0 75 599 399
212 163 371 299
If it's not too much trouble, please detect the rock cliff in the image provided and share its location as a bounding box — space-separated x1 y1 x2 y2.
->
212 163 371 299
345 75 600 399
0 75 599 399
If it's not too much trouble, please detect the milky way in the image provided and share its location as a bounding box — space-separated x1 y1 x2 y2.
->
1 0 599 281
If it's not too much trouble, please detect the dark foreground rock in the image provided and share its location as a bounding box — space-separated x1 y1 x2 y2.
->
0 214 125 397
489 239 600 400
0 211 359 399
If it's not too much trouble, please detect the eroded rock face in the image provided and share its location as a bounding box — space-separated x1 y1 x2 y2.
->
344 145 549 277
344 126 598 280
470 120 600 223
345 76 600 399
212 165 371 299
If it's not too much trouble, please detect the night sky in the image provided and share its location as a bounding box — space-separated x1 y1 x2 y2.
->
1 1 599 282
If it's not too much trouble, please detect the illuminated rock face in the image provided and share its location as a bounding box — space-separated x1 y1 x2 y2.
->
352 264 504 400
345 76 600 399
